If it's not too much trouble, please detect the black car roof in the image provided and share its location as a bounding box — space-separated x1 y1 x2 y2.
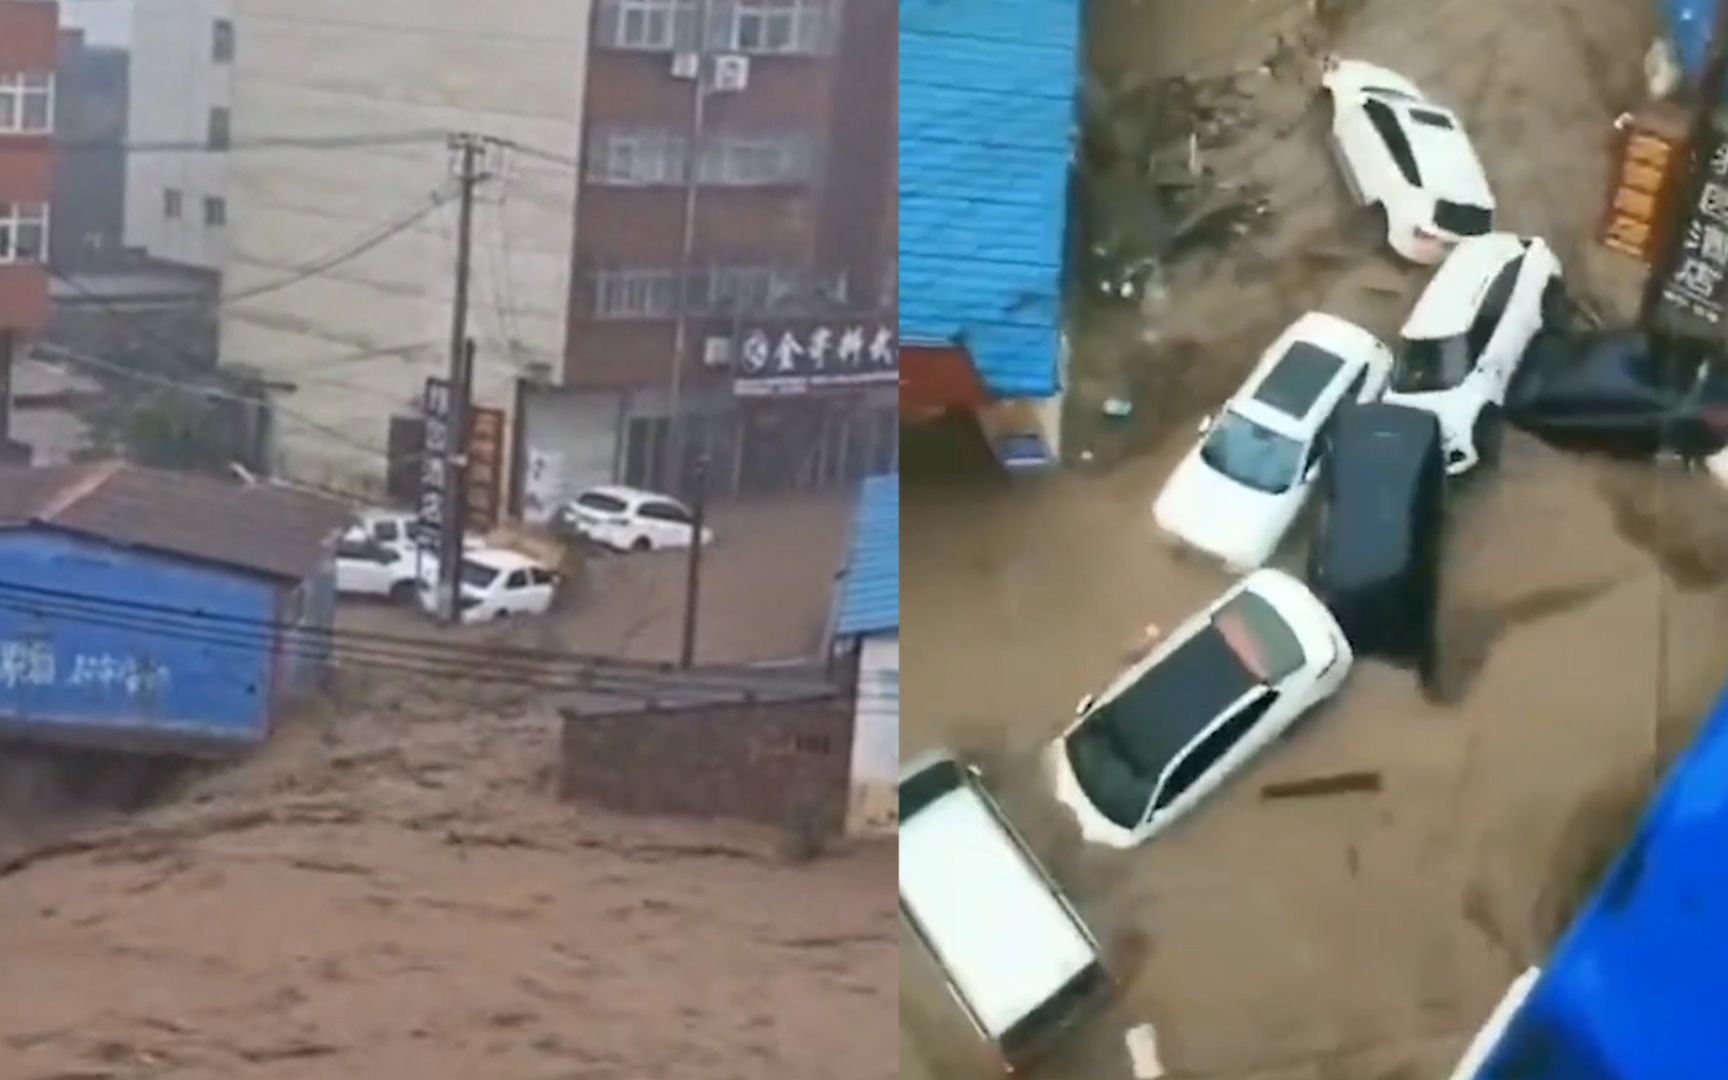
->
1320 403 1441 584
1084 625 1255 781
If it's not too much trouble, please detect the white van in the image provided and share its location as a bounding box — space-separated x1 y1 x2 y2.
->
899 750 1109 1070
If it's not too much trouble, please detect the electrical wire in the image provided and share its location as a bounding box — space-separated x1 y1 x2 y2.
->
0 588 823 701
220 187 455 306
0 131 452 156
31 331 397 464
0 577 822 692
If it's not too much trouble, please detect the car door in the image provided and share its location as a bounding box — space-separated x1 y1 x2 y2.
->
1470 256 1526 393
336 540 389 595
639 500 695 548
500 568 532 614
527 567 558 613
1143 691 1278 831
1359 98 1422 194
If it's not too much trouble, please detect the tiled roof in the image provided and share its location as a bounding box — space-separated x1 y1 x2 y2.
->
899 0 1080 399
835 474 898 637
0 462 350 581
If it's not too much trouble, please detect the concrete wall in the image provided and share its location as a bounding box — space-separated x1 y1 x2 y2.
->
515 380 623 521
559 693 854 834
124 0 231 271
220 0 593 490
0 528 276 754
847 632 897 836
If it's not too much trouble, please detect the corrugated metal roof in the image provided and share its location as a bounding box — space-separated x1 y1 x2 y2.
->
836 473 898 637
0 462 349 581
1474 681 1728 1078
899 0 1079 399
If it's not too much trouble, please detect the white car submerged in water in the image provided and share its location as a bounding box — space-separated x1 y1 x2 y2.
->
1384 232 1565 475
1049 570 1353 849
1153 312 1392 571
1322 57 1497 264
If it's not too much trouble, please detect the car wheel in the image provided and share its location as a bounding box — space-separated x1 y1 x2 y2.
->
388 581 415 604
630 535 653 553
1473 405 1505 468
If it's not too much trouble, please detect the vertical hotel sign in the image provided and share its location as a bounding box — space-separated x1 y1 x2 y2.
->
1600 107 1686 265
417 377 451 540
1659 114 1728 335
418 376 506 535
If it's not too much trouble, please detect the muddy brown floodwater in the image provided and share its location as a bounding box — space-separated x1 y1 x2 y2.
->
0 675 896 1079
900 0 1728 1073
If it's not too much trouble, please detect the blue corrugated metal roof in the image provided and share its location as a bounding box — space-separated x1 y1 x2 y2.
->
1476 680 1728 1078
899 0 1079 399
835 474 898 637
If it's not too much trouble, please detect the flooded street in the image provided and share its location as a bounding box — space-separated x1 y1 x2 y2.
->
901 0 1728 1075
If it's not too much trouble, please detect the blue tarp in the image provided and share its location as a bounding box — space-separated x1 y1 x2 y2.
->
834 474 898 637
1478 679 1728 1078
1664 0 1718 82
898 0 1080 399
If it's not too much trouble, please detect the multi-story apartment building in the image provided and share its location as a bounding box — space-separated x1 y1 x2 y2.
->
218 0 595 490
124 0 231 272
0 0 59 451
544 0 897 498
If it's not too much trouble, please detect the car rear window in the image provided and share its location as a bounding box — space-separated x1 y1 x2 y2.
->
576 491 628 514
1253 342 1347 419
1434 200 1492 237
1407 107 1456 130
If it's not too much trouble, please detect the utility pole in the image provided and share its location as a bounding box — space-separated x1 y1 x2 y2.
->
679 453 709 669
665 0 715 496
1640 0 1728 772
438 134 484 625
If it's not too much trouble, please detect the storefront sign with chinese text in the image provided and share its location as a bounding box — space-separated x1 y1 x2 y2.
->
1600 108 1686 265
1659 120 1728 332
733 320 897 397
466 405 506 532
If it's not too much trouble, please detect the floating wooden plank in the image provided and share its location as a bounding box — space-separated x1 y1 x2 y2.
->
1259 770 1383 801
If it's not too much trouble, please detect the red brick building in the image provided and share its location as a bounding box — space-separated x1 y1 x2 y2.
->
539 0 896 499
0 0 56 368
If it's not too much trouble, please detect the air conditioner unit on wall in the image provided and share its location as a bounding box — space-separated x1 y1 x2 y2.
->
670 51 701 80
701 336 732 368
709 54 750 93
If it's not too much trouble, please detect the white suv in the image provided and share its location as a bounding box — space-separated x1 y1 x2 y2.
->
557 485 714 553
1384 233 1564 474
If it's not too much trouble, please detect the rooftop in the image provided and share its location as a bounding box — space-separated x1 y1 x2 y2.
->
0 462 350 581
835 474 898 638
899 0 1080 399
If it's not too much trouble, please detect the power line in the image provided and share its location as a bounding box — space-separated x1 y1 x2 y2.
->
220 187 454 305
1 130 452 156
31 330 393 463
0 578 825 698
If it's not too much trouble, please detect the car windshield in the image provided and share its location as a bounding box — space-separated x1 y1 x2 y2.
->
460 561 501 588
1198 410 1304 494
1066 597 1303 828
1393 334 1474 393
1434 200 1492 237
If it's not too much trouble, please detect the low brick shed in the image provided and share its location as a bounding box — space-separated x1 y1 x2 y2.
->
558 688 855 834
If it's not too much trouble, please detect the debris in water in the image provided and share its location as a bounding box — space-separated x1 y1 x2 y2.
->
1103 397 1134 419
1260 770 1383 800
1126 1022 1165 1079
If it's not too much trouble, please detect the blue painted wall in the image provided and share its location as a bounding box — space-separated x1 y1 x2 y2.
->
0 529 278 753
